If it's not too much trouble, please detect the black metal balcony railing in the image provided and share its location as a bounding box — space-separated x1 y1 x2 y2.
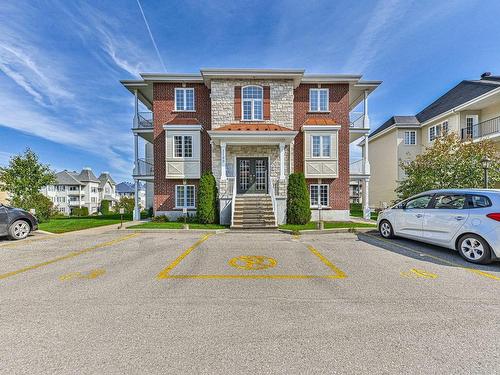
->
136 112 153 129
134 158 154 177
461 116 500 141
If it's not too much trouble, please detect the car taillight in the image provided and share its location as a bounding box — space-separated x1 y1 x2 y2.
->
486 213 500 222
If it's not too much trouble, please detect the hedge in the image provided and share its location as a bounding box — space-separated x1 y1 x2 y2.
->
100 200 110 215
71 206 89 217
286 173 311 225
196 171 218 224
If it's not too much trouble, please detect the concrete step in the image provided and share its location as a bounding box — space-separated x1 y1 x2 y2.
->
233 214 275 220
230 224 278 230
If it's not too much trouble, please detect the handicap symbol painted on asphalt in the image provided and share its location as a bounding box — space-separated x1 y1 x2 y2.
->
59 268 106 281
400 268 438 279
228 256 277 270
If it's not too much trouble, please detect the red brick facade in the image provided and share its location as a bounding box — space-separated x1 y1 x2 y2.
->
293 84 350 211
152 83 212 212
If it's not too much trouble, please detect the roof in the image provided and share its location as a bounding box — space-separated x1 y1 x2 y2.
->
164 117 200 126
76 168 99 183
98 172 116 188
416 79 500 123
303 117 338 125
369 116 420 138
214 123 293 132
116 182 135 194
55 171 84 185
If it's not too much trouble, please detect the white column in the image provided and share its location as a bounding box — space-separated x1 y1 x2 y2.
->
134 180 140 221
363 89 370 130
220 142 227 181
363 135 371 220
279 143 285 180
133 89 139 128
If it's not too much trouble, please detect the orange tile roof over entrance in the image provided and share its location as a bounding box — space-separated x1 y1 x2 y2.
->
164 117 200 125
214 123 293 131
303 117 338 125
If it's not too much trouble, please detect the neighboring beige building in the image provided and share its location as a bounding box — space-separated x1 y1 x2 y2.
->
0 190 8 205
365 72 500 208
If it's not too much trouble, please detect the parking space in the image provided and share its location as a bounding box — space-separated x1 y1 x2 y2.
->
0 229 499 374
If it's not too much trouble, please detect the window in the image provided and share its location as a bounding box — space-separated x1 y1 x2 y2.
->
429 121 449 142
469 195 492 208
433 194 466 209
69 186 78 191
175 185 196 208
309 88 329 112
175 88 195 111
91 187 97 193
405 195 432 209
404 131 416 145
91 197 97 203
58 207 66 213
311 135 331 157
173 135 193 158
310 184 329 207
242 86 263 120
56 185 65 192
442 121 449 135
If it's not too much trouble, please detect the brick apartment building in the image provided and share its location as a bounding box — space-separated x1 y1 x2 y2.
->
122 69 380 227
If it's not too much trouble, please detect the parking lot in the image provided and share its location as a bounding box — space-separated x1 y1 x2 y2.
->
0 228 499 374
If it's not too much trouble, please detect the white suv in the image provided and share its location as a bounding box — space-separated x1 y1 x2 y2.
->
377 189 500 264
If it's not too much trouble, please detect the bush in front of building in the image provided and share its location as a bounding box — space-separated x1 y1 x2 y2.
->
100 200 110 215
152 215 169 222
23 193 56 223
197 171 218 224
71 207 89 217
286 173 311 225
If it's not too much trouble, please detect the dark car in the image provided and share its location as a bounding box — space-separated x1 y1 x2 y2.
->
0 204 38 240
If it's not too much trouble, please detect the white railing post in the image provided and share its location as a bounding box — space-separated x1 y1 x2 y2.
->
221 142 227 181
133 180 140 221
269 174 277 226
363 90 370 130
230 177 237 226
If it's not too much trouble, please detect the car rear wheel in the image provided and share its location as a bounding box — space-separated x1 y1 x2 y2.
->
379 220 394 239
8 220 31 240
458 234 492 264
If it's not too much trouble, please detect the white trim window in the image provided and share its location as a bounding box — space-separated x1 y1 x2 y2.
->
404 130 416 145
173 135 193 158
175 88 195 111
311 135 331 157
310 184 329 207
429 120 450 142
442 120 449 135
309 88 329 112
175 185 196 209
242 86 263 120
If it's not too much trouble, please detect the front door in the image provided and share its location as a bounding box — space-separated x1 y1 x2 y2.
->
237 158 268 194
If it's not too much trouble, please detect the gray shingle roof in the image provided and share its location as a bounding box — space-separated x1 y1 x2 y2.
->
116 182 135 194
77 168 99 183
369 116 419 138
416 80 500 123
55 171 84 185
98 172 116 188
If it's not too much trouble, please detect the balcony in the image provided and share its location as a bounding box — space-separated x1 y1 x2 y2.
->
68 200 83 206
461 115 500 141
349 159 370 178
133 158 154 180
349 112 369 142
67 191 84 196
133 112 154 142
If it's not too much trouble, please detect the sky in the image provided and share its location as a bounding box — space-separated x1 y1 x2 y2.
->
1 0 500 182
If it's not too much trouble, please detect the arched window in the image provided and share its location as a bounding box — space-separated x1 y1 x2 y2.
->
242 86 263 120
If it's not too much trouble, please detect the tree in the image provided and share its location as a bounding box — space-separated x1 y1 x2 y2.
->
115 196 135 214
100 200 110 215
396 133 500 200
0 148 56 208
286 173 311 224
197 171 218 224
23 193 56 222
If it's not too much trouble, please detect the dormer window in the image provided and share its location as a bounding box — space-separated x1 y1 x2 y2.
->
175 88 195 111
309 88 329 112
242 86 263 120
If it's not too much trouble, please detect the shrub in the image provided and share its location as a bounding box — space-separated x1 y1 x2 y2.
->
197 171 218 224
152 215 169 223
176 213 198 223
100 200 110 215
22 193 55 223
71 207 89 217
286 173 311 225
147 207 154 218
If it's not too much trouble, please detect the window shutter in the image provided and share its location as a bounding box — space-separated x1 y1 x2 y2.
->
263 86 271 120
234 86 241 120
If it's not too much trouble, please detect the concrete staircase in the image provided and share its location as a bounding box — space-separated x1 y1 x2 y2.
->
231 195 277 229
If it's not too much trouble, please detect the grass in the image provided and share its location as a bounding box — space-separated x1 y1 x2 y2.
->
39 215 130 234
350 203 379 221
127 222 228 230
279 221 377 231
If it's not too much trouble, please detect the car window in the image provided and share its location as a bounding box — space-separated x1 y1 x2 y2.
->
405 195 432 209
433 194 466 209
469 195 492 208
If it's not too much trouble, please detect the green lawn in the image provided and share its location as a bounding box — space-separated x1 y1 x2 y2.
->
39 215 130 234
279 221 376 231
127 222 228 230
350 203 379 221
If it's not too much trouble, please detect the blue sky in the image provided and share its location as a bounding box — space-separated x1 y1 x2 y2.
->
1 0 500 182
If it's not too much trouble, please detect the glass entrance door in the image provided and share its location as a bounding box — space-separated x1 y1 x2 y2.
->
236 158 268 194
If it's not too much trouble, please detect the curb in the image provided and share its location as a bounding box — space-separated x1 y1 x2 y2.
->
122 228 230 234
278 227 375 235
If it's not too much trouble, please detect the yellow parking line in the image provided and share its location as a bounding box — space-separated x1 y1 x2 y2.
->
307 245 347 278
156 233 214 279
364 233 500 281
162 274 343 279
0 233 140 280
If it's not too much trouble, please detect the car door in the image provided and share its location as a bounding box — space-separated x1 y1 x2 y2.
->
0 205 8 236
422 193 468 246
393 195 433 239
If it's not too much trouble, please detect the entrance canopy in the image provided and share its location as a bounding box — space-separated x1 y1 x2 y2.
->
208 123 297 145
